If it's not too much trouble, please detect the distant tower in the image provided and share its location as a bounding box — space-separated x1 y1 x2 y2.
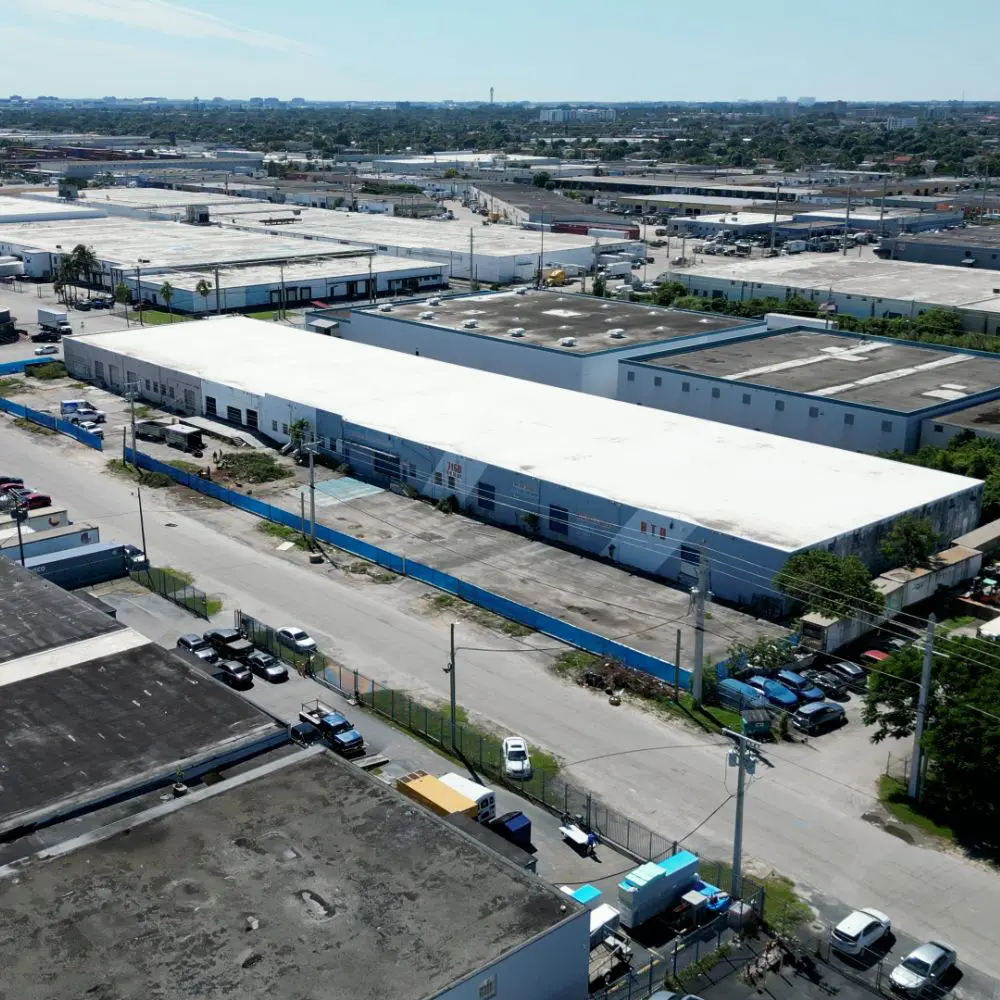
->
490 86 494 105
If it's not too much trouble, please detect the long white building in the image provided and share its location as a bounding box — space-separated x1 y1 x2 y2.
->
63 318 983 607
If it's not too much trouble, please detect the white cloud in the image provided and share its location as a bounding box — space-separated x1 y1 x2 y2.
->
28 0 312 53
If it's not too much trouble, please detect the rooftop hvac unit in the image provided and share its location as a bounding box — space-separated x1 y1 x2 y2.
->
419 311 435 320
608 328 626 339
508 328 526 337
463 319 478 329
427 297 442 306
379 304 393 312
559 336 577 347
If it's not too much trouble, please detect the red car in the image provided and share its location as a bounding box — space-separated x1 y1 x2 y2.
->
7 491 52 510
0 479 25 492
860 649 890 665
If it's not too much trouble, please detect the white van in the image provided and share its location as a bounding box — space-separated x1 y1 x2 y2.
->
438 772 496 823
977 616 1000 640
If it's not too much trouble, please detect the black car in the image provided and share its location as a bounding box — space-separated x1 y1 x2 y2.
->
802 668 848 700
827 660 868 691
218 659 253 690
791 701 847 735
202 627 254 661
247 650 288 683
176 632 218 664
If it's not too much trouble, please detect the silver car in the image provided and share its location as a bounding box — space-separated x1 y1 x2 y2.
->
890 941 956 995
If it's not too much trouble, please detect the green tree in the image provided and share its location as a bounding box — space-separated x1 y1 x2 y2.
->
652 281 687 307
775 549 884 619
727 636 788 674
531 170 551 188
288 417 310 446
158 281 175 323
194 278 213 313
862 636 1000 845
880 515 938 569
70 244 99 298
592 274 606 298
114 281 131 327
671 295 709 311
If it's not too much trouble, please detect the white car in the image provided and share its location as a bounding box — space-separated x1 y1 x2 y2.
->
77 420 104 440
501 736 533 780
34 345 59 356
275 626 317 654
830 908 891 956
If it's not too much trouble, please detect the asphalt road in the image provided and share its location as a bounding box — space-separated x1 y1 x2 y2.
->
4 418 999 985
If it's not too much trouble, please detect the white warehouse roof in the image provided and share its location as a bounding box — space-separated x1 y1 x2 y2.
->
76 319 980 552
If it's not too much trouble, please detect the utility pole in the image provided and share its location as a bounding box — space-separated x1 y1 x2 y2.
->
879 176 888 238
136 261 144 327
674 628 681 702
128 382 138 461
691 546 709 706
279 261 286 320
769 183 781 254
981 168 991 220
909 614 936 801
136 485 147 556
306 434 317 549
468 228 475 289
842 186 852 256
443 622 457 751
13 503 27 567
724 729 760 901
538 215 545 288
214 265 221 314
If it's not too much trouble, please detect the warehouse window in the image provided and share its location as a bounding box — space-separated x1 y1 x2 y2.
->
809 406 819 418
844 413 855 426
711 387 720 399
94 361 105 382
477 482 496 512
126 370 136 386
626 371 635 382
775 400 785 412
205 395 217 416
245 409 258 430
654 376 662 387
680 543 699 566
152 381 158 394
168 387 175 399
226 406 242 425
145 379 151 392
742 393 751 405
447 474 455 489
549 504 569 535
272 420 278 432
933 423 943 432
681 382 690 393
434 471 442 486
881 420 893 433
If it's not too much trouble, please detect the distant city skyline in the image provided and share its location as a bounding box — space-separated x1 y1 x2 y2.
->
4 0 999 103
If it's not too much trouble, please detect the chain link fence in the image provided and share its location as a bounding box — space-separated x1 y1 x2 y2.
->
237 611 332 676
592 955 668 1000
130 567 213 619
884 751 911 784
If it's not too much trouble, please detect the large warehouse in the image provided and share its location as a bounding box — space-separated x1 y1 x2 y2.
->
222 206 642 283
618 327 1000 454
337 289 759 396
0 193 106 224
24 187 274 221
881 227 1000 271
674 254 1000 333
63 319 983 605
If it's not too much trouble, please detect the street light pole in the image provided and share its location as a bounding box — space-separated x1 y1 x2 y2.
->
691 546 709 706
136 485 148 556
724 728 760 901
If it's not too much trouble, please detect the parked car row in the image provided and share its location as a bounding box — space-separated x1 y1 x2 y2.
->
831 906 957 996
0 477 52 511
176 624 317 688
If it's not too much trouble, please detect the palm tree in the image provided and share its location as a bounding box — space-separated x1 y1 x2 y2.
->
194 278 213 314
56 258 79 303
289 418 310 448
70 244 99 299
159 281 175 323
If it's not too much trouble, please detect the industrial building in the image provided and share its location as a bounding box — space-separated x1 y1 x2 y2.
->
63 319 982 606
0 558 281 844
338 290 759 396
469 182 636 232
24 187 274 221
618 327 1000 454
789 206 963 233
556 175 819 201
920 398 1000 448
673 254 1000 334
0 752 589 1000
0 193 106 224
881 227 1000 271
128 255 446 313
223 206 642 283
369 150 560 175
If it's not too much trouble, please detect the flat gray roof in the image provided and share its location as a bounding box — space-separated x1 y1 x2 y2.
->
374 290 750 354
933 398 1000 430
647 330 1000 413
474 182 623 221
894 227 1000 249
0 556 122 663
0 753 579 1000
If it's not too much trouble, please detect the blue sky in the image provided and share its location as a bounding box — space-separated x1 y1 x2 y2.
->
4 0 1000 103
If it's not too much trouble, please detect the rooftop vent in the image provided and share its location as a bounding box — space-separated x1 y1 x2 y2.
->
427 297 442 306
378 304 393 312
559 336 578 347
608 328 626 339
508 327 526 337
419 311 434 320
463 319 479 329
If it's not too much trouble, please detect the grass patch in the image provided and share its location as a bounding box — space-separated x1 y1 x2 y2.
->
937 615 977 635
217 451 290 484
24 360 67 380
158 565 195 586
105 459 174 488
13 417 56 436
878 775 955 840
168 459 204 475
127 309 191 326
424 592 533 637
244 309 278 321
133 404 153 419
0 376 25 395
256 520 309 550
347 561 371 575
555 650 601 675
371 571 399 584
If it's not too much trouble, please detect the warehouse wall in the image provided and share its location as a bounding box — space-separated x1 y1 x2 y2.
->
888 239 1000 271
618 361 917 453
920 416 1000 448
